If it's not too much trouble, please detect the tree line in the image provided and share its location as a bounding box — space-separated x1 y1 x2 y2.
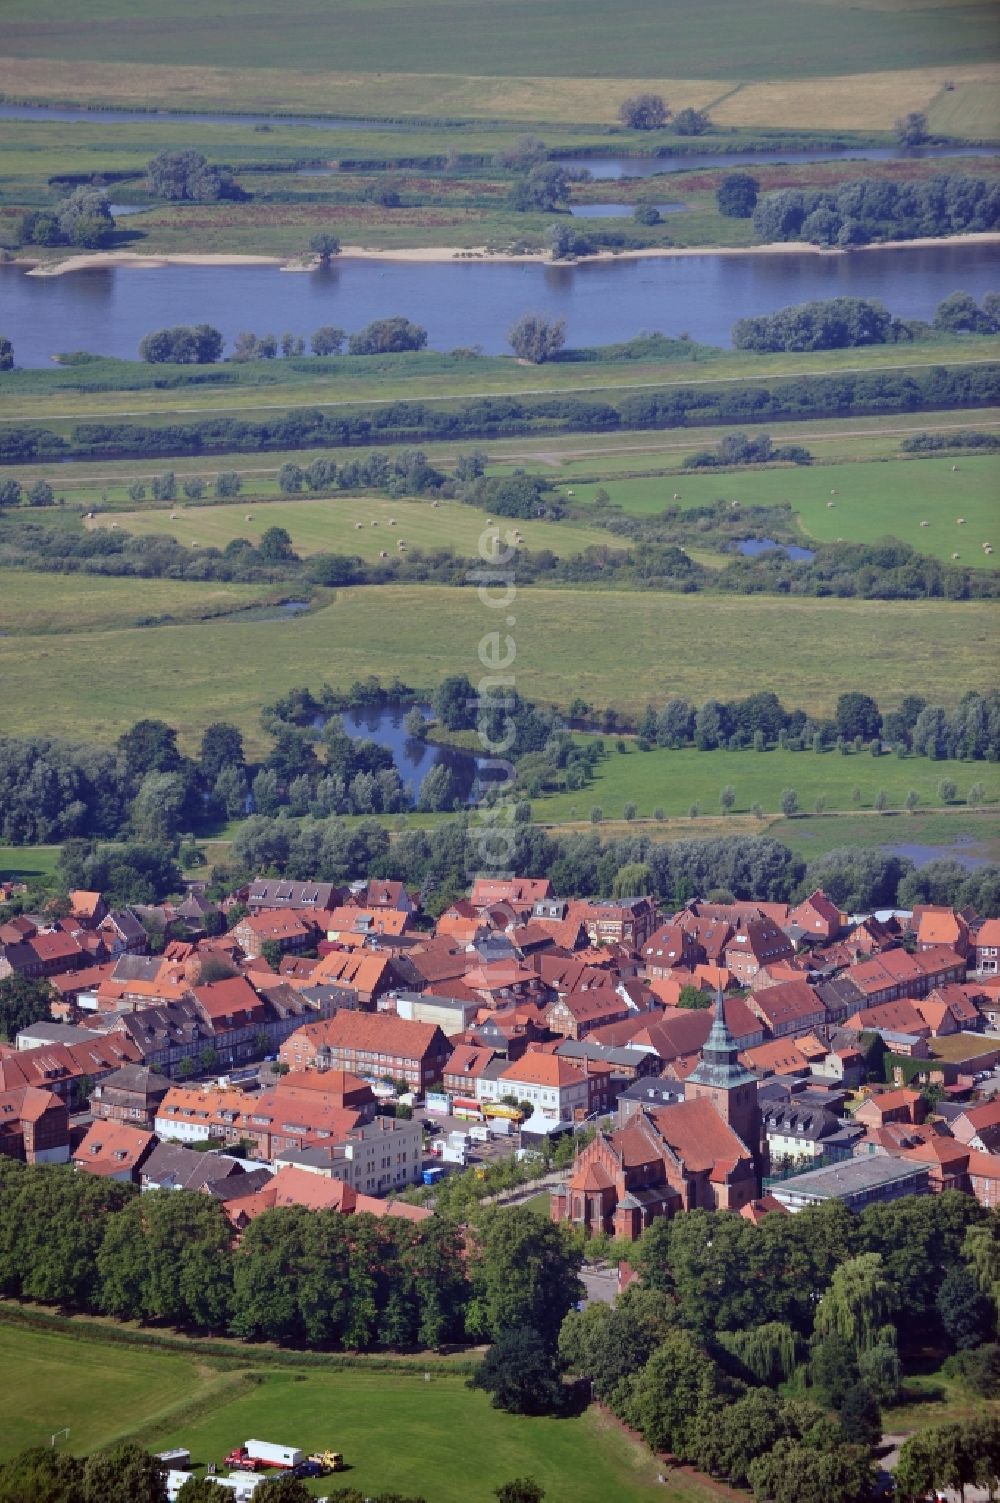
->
138 316 428 365
5 360 997 464
752 171 1000 248
0 1159 581 1355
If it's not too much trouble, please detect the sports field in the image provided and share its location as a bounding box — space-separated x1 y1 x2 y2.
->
529 742 999 822
0 584 994 752
85 496 610 562
0 1317 716 1503
557 454 1000 567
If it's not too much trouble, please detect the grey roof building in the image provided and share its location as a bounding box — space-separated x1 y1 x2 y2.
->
770 1155 930 1212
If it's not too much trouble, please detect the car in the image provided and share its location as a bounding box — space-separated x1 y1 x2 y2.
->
292 1460 324 1479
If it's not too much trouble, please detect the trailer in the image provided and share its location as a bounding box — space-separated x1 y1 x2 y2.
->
157 1449 191 1469
225 1440 305 1471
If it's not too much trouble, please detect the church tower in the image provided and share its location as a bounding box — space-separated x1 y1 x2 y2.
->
685 989 763 1172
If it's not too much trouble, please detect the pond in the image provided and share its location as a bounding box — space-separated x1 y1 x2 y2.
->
568 203 689 218
735 538 815 561
881 838 993 871
3 238 997 363
336 702 492 804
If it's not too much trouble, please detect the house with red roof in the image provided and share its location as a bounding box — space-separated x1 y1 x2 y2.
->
789 890 844 943
744 979 826 1039
73 1119 156 1182
278 1010 450 1092
915 907 971 958
0 1084 69 1163
974 919 1000 976
545 985 632 1041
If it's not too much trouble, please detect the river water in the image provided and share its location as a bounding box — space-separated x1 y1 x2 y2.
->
2 240 997 364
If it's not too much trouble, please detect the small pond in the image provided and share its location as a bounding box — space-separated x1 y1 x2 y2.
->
735 538 815 561
336 702 494 804
881 838 993 871
568 202 689 218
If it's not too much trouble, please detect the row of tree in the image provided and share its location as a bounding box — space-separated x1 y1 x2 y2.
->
5 361 997 465
630 688 1000 760
0 1160 581 1352
138 316 428 365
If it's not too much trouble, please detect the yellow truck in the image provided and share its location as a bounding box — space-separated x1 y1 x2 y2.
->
308 1451 344 1474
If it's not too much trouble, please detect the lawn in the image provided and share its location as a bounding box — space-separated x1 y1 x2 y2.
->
0 1317 725 1503
0 584 995 752
0 570 285 635
85 495 610 562
529 741 1000 822
0 845 61 883
0 1321 230 1458
557 454 1000 568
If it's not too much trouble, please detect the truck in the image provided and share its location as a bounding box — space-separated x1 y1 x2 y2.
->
307 1450 345 1473
224 1441 305 1471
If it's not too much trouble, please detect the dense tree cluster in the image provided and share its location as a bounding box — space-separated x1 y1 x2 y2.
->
137 324 224 364
145 149 241 202
752 172 1000 247
347 317 428 355
618 93 670 130
902 425 1000 453
733 297 895 353
19 187 116 249
716 172 759 218
554 1196 998 1501
683 430 813 467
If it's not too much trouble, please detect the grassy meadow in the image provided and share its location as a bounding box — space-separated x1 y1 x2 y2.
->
5 340 998 426
0 571 288 635
0 583 995 752
528 741 1000 822
84 495 610 561
555 453 1000 567
1 0 995 85
0 1317 710 1503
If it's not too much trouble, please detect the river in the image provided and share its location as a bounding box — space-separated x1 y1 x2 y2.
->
2 240 997 364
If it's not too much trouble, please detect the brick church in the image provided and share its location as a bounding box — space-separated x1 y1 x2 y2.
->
550 991 763 1240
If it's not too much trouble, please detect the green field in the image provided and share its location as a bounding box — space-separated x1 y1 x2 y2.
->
0 570 287 636
0 1317 718 1503
557 454 1000 568
5 343 998 426
530 741 1000 821
0 584 995 752
85 495 610 562
0 845 61 883
0 0 994 84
